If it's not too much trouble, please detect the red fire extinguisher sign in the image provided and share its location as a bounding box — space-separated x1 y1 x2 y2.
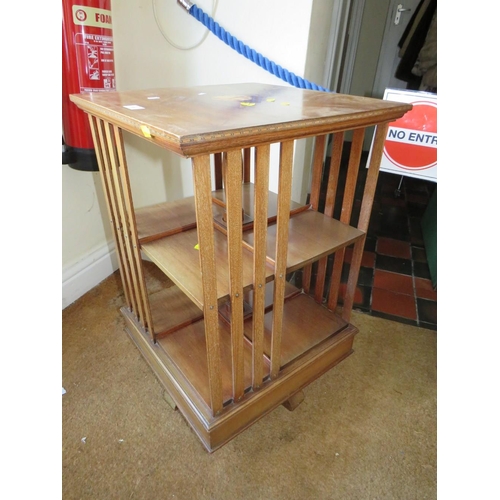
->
62 0 116 170
71 4 115 91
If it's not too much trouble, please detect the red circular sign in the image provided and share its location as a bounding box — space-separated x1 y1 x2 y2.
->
384 100 437 170
75 9 87 21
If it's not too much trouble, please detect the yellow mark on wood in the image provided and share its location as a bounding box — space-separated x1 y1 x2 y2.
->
281 102 290 106
194 243 200 250
266 98 276 102
241 102 256 107
140 125 152 138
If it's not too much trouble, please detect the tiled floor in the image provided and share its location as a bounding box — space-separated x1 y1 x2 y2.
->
312 146 437 331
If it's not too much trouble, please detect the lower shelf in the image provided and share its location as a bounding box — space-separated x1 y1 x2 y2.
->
157 317 267 409
149 286 203 338
155 290 348 408
243 292 348 367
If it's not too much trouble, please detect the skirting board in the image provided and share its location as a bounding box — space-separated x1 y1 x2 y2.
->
62 242 118 309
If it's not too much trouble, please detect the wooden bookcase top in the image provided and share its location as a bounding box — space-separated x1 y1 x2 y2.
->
70 82 412 156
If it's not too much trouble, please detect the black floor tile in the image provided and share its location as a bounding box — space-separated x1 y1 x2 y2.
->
413 261 432 280
375 254 413 276
404 176 432 193
411 245 428 263
380 195 407 209
418 321 437 331
378 171 401 188
341 264 374 287
364 236 377 253
376 222 411 241
368 218 381 236
407 202 429 218
417 298 437 325
379 206 409 223
379 178 401 194
409 216 425 245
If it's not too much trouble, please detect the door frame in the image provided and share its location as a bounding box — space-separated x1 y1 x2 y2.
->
323 0 366 93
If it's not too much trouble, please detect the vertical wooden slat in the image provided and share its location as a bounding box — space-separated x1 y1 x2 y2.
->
309 134 328 210
323 132 345 217
112 124 154 337
225 149 245 402
340 128 365 223
270 140 294 379
341 236 365 322
303 134 327 294
251 144 270 389
94 118 136 313
192 155 224 415
103 121 147 328
87 115 132 310
314 132 344 303
243 147 251 183
327 128 364 311
342 123 389 321
357 124 389 233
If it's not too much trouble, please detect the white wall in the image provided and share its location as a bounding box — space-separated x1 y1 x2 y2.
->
61 167 117 309
62 0 337 308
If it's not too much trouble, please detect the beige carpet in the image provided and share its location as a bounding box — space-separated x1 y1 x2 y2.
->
62 265 436 499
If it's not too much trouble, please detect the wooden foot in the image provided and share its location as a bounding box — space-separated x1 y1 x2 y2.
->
282 390 305 411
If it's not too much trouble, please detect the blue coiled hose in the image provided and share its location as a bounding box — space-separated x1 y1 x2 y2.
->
182 1 330 92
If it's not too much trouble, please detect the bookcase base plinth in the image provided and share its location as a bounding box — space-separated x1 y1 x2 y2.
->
121 306 357 453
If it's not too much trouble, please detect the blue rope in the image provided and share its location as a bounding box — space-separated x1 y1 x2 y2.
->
188 3 331 92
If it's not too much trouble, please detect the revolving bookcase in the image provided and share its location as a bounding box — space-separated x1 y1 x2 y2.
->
70 83 411 452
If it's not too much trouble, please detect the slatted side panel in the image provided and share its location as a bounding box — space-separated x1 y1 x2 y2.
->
111 124 154 335
270 141 294 379
89 115 154 335
341 123 390 322
103 121 145 328
251 144 270 389
88 115 132 311
96 118 152 334
225 149 245 402
302 134 327 294
192 155 224 415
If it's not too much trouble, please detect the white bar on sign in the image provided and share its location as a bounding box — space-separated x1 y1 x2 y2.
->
386 127 437 148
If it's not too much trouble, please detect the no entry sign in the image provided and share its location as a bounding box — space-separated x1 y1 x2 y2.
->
372 89 437 182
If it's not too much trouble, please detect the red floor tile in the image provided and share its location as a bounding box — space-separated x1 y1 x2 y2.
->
373 269 414 296
376 237 412 259
371 288 417 320
414 277 437 301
